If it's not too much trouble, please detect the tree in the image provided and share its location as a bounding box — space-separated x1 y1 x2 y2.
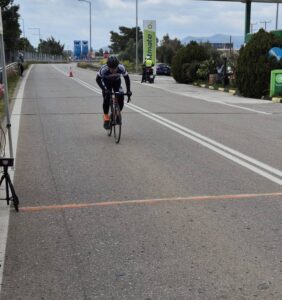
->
98 48 103 56
18 37 35 52
171 41 209 83
1 0 21 52
119 39 135 61
38 36 64 55
236 29 282 98
109 26 142 54
118 37 143 63
157 34 182 65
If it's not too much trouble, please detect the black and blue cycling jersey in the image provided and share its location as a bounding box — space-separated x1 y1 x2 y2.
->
96 63 130 92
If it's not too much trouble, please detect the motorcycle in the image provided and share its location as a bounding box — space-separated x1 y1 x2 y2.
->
141 67 155 83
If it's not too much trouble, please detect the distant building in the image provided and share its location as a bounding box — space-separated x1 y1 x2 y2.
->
210 43 233 50
73 40 81 59
81 41 89 59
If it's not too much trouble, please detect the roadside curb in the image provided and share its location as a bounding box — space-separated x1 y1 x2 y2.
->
193 82 282 103
193 82 236 95
272 97 282 103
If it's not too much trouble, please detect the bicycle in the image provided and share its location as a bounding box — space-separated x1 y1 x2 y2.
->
107 91 131 144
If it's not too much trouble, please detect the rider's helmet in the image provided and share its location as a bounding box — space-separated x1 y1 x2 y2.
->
107 56 119 68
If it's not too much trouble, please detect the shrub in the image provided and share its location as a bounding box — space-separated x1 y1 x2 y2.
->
183 62 200 82
171 41 209 83
236 29 282 98
196 58 218 80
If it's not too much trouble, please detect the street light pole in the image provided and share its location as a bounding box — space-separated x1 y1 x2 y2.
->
136 0 138 73
276 3 279 30
21 18 25 38
28 27 41 52
78 0 92 57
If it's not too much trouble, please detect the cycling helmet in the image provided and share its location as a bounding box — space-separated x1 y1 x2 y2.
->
107 56 119 68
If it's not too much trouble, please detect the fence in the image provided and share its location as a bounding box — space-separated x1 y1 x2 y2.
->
5 51 65 64
24 51 65 62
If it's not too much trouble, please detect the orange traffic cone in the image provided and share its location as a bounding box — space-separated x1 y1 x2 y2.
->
69 67 73 77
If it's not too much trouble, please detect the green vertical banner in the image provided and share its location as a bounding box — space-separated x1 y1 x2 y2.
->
143 20 156 68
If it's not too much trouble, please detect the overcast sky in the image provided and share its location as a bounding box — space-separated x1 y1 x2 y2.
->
16 0 281 50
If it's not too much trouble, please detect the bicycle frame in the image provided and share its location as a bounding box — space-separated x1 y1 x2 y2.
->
107 91 131 144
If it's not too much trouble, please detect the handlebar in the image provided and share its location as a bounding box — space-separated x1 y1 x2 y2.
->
108 91 132 102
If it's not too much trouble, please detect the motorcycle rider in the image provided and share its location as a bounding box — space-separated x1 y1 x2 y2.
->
141 55 154 83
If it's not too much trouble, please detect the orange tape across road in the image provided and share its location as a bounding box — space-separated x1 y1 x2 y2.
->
19 192 282 212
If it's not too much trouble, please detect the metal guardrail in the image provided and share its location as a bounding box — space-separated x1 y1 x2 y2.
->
0 62 17 72
0 62 18 83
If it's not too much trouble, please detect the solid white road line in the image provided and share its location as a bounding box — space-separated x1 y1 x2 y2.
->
128 103 282 178
127 103 281 186
0 65 33 294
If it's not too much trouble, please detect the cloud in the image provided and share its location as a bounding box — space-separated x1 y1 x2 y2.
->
103 0 130 9
16 0 281 50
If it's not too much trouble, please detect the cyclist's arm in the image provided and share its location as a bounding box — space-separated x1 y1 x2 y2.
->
96 74 106 91
124 74 130 92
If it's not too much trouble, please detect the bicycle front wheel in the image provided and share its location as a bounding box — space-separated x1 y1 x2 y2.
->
113 105 122 143
107 123 112 136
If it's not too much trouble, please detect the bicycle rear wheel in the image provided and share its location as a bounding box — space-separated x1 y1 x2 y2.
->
107 110 113 136
113 105 122 143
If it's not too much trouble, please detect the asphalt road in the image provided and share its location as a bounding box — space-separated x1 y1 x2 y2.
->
0 63 282 300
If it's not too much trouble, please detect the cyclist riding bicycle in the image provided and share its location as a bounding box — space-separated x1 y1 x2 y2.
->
96 56 132 130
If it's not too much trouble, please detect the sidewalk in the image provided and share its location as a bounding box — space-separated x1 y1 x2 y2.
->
131 74 277 105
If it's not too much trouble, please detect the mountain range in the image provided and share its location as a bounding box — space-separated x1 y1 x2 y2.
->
181 34 244 49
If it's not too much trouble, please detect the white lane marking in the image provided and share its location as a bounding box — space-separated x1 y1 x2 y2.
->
52 65 102 94
0 65 33 294
221 102 271 115
127 103 281 185
136 81 272 115
128 103 282 178
52 65 282 185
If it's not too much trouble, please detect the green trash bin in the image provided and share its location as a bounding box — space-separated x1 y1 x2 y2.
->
270 70 282 97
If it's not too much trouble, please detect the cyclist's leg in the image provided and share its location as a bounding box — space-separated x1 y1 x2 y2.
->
102 82 112 114
113 81 124 111
102 83 111 129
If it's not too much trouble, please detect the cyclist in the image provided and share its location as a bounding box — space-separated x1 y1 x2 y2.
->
96 56 132 129
141 55 154 83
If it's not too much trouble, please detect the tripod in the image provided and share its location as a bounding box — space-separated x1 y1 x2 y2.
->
0 158 19 211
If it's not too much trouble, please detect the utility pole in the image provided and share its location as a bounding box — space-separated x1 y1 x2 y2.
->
250 22 257 33
260 20 271 31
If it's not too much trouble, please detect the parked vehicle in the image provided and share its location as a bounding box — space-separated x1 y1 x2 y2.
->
156 63 171 76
